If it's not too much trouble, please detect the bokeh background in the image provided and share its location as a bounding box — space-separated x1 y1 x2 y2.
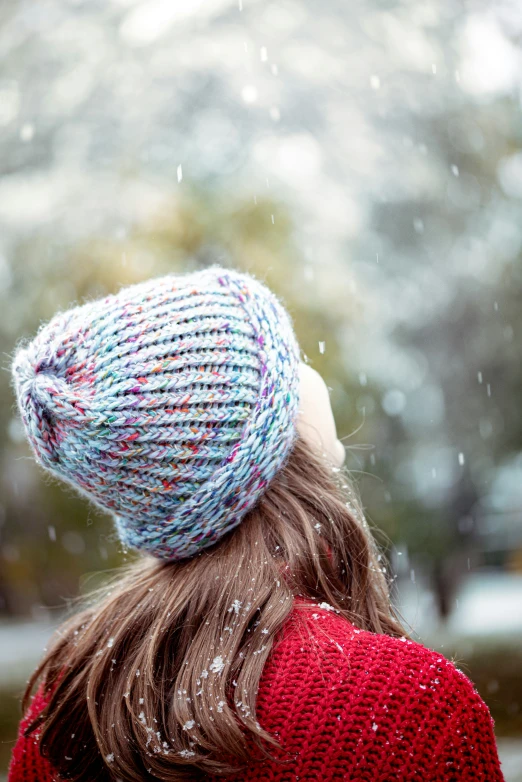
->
1 0 521 778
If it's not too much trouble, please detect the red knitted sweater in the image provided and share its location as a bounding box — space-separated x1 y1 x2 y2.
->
8 596 505 781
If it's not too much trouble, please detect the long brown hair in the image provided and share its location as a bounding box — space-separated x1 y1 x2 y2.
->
23 436 405 781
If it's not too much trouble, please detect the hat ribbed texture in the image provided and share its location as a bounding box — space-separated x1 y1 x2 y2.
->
12 266 301 560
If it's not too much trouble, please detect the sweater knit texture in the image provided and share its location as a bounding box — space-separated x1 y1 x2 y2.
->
11 267 301 560
8 597 505 781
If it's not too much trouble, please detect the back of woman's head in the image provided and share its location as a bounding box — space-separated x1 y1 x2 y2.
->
11 267 404 781
23 437 403 781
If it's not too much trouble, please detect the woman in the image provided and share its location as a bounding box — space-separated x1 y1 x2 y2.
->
8 266 504 780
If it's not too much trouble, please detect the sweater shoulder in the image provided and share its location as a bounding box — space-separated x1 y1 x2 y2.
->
267 597 489 713
251 600 503 781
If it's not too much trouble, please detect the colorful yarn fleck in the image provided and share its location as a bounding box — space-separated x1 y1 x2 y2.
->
11 266 301 560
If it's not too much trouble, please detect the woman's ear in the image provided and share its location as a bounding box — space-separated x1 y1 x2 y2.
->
297 363 345 468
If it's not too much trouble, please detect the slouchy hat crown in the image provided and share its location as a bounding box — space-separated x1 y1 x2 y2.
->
12 267 301 560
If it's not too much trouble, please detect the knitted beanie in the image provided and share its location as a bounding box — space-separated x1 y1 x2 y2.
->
11 266 301 560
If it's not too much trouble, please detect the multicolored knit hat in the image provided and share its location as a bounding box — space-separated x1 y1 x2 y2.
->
11 267 301 560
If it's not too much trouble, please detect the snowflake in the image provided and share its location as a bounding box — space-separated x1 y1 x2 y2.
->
209 655 225 674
